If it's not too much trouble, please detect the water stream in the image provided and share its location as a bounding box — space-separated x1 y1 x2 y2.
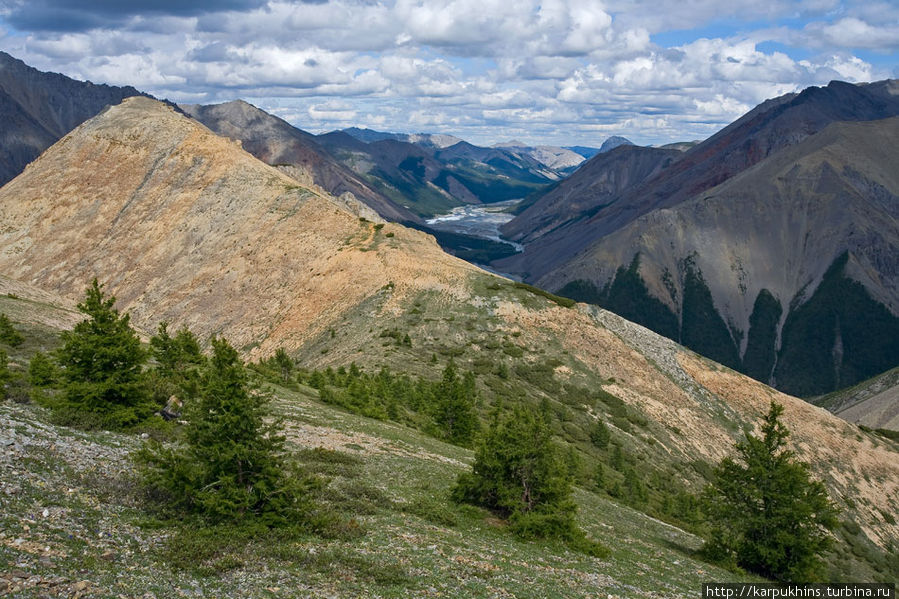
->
424 198 524 252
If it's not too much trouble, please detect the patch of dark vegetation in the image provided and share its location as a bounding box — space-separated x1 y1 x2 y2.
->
873 428 899 442
302 360 480 447
776 252 899 397
560 255 680 340
680 258 741 371
513 359 562 395
741 289 782 383
294 447 364 478
404 495 460 527
512 282 576 308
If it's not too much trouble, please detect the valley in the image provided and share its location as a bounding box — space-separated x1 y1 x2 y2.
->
0 49 898 596
425 199 525 253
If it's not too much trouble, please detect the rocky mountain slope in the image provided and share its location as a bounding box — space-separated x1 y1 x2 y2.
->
0 96 896 582
502 145 682 243
0 51 147 187
545 117 899 397
499 80 899 283
0 97 482 358
814 367 899 432
497 81 899 397
181 101 416 223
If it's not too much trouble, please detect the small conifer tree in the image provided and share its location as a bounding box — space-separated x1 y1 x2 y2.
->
590 419 611 449
0 313 24 347
55 279 151 428
28 351 57 387
452 401 607 555
138 337 312 525
272 347 294 384
147 321 205 405
702 401 838 581
432 360 480 447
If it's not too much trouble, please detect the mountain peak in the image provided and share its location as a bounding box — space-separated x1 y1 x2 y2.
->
598 136 634 153
0 51 147 186
0 95 477 357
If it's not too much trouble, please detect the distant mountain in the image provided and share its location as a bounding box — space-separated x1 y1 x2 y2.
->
341 127 463 149
492 141 585 172
180 101 416 223
317 133 554 217
658 140 699 152
503 145 681 243
598 136 634 153
0 51 148 186
497 80 899 396
342 128 581 180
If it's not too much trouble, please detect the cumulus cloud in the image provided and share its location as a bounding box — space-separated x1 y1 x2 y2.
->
0 0 893 145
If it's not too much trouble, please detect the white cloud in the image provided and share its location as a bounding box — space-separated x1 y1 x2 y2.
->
0 0 893 146
806 17 899 51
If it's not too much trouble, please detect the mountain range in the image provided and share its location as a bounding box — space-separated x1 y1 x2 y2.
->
497 80 899 398
1 51 897 403
316 129 566 218
0 54 897 585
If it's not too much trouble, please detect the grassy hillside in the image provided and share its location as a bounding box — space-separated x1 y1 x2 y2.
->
1 380 756 598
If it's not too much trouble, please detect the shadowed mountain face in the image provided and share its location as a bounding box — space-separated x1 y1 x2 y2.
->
502 145 682 243
180 101 417 223
547 117 899 396
0 51 147 186
496 80 899 396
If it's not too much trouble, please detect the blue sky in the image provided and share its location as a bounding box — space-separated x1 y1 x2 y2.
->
1 0 896 146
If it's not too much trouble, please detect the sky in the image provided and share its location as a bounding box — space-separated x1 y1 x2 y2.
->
0 1 897 147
